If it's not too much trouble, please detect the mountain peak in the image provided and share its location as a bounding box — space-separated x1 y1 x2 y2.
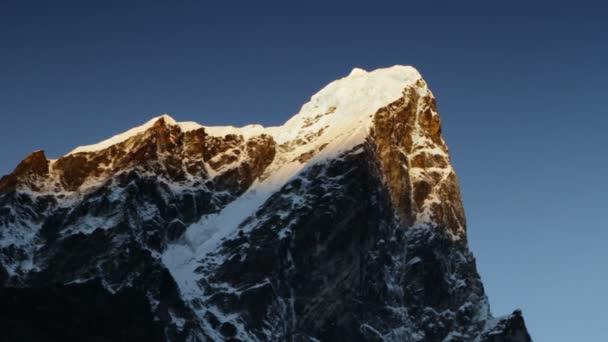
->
0 150 49 193
348 67 367 76
67 113 180 155
154 113 177 125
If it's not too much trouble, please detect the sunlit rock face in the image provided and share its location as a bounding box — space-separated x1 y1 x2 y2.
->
0 66 531 341
372 79 465 238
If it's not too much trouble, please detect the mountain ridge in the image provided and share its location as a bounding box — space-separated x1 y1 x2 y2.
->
0 65 531 341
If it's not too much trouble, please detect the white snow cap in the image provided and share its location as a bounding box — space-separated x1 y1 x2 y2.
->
68 114 176 154
67 65 423 155
67 114 207 155
348 67 367 76
271 65 422 142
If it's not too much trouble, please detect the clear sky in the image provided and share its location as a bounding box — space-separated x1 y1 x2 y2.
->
1 1 606 340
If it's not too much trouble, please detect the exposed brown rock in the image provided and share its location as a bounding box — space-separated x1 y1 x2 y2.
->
371 96 416 225
208 134 276 195
203 134 244 162
54 154 100 191
293 150 316 163
3 117 277 196
301 107 336 128
413 180 432 208
292 142 329 164
372 82 466 237
182 128 208 176
245 135 276 178
0 150 49 192
410 152 448 169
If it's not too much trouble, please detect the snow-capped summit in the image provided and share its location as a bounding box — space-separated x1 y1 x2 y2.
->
0 66 531 342
68 114 194 155
69 65 423 155
348 67 367 76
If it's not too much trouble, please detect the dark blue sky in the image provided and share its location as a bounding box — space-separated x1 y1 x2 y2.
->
1 1 606 340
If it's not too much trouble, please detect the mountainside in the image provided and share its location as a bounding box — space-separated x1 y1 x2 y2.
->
0 66 531 341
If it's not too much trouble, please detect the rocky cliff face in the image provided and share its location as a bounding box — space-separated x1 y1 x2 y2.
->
0 66 531 341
